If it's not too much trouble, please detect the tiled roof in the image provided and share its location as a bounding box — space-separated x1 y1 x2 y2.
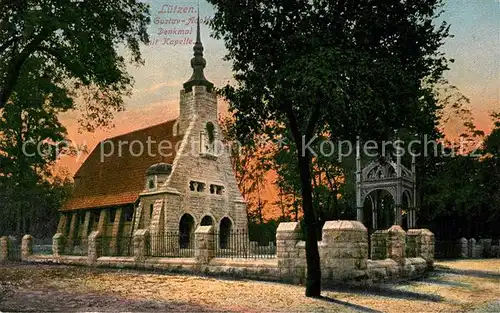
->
62 120 182 211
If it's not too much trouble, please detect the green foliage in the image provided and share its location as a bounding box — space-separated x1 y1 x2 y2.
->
0 54 75 236
0 0 150 131
209 0 450 296
0 0 151 237
210 0 449 143
483 111 500 157
248 219 278 245
219 115 273 222
0 177 72 238
0 57 72 179
271 131 357 222
417 112 500 240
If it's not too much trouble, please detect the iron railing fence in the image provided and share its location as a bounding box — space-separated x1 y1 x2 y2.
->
60 237 88 256
147 232 195 258
434 240 462 259
71 237 88 256
32 237 53 255
214 230 276 259
99 236 134 257
487 238 500 257
7 237 21 261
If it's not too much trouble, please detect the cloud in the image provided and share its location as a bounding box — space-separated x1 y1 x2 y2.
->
134 81 183 94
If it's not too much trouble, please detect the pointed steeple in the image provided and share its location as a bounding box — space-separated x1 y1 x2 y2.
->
183 3 214 92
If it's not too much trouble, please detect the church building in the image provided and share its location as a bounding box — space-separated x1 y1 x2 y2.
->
55 16 247 255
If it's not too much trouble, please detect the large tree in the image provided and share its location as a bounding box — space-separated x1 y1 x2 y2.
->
481 112 500 227
220 115 274 222
272 130 356 223
417 111 500 240
0 0 149 130
0 56 74 235
208 0 450 296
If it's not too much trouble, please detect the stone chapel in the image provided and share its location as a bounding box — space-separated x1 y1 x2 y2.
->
55 16 248 253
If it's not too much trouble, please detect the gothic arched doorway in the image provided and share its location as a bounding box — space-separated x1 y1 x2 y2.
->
363 189 395 231
377 191 395 230
362 194 375 234
401 190 412 230
219 217 232 249
200 215 214 226
355 148 417 230
179 213 195 249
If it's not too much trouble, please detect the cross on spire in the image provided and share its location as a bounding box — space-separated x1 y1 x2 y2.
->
183 1 213 92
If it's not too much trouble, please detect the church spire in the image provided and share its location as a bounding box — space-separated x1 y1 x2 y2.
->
183 2 214 92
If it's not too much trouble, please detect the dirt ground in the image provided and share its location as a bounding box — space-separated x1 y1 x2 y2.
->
0 259 499 312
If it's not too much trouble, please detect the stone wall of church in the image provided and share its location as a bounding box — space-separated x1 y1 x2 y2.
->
178 86 218 138
160 85 247 233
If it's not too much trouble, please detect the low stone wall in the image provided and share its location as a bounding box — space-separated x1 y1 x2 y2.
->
0 236 8 262
319 221 368 282
277 221 432 285
52 233 65 256
455 237 500 258
12 221 435 286
370 230 388 260
21 235 33 260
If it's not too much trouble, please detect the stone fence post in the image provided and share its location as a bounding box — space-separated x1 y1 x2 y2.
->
22 235 33 261
52 233 65 257
468 238 476 258
195 225 214 263
406 229 419 258
0 236 9 262
418 229 435 268
478 239 492 258
133 229 149 264
491 244 500 258
459 238 468 258
276 222 301 281
87 231 101 265
403 228 434 267
473 242 483 258
321 220 368 281
371 230 388 260
387 225 406 265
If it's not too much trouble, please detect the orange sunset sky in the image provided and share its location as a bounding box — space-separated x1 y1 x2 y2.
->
56 0 499 206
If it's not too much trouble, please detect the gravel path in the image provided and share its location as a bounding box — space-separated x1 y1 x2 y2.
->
0 260 499 312
468 300 500 313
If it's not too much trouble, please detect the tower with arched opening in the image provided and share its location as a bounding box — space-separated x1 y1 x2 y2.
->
355 139 417 233
56 11 248 255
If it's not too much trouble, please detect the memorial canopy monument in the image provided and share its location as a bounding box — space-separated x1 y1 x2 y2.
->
355 140 417 232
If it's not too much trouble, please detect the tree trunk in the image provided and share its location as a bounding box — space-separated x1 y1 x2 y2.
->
296 144 321 297
293 195 299 222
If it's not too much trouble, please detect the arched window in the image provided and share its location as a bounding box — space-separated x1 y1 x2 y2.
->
179 214 195 249
173 121 180 136
202 122 216 154
200 215 214 226
219 217 233 249
206 122 215 144
124 206 134 222
148 178 155 190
